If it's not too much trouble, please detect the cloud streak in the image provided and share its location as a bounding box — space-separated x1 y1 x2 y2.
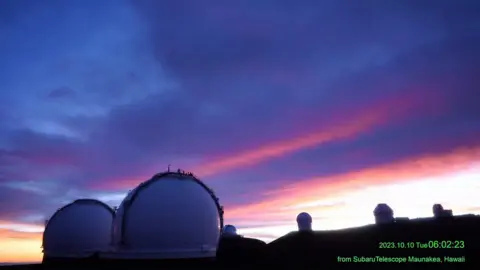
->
101 87 444 190
227 147 480 216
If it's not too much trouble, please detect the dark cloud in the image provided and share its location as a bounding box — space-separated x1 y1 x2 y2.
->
133 0 478 77
0 185 53 222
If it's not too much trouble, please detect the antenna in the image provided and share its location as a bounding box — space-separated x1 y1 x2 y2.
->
168 164 171 172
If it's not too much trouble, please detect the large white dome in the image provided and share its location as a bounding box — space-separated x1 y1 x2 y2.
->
42 199 114 258
109 171 224 259
110 187 137 247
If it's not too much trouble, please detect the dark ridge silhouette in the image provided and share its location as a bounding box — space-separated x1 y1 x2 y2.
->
86 257 217 269
216 235 267 267
266 214 478 269
17 257 217 269
215 224 267 267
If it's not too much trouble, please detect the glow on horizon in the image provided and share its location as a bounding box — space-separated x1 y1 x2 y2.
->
0 228 43 264
231 149 480 242
1 149 480 262
238 167 480 242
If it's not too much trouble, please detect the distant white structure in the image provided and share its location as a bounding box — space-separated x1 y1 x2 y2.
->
106 170 224 260
296 212 313 231
433 204 453 217
373 203 394 224
42 199 114 259
222 225 238 237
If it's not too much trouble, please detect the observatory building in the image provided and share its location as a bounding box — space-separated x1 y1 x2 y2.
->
107 170 224 260
433 204 453 218
42 199 114 262
222 225 239 238
373 203 394 224
296 212 313 231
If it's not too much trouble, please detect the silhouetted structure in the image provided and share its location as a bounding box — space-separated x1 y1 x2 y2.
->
222 224 239 237
265 206 479 269
373 203 394 224
433 203 444 216
265 212 317 269
217 232 267 268
394 217 410 223
433 203 453 218
296 212 313 231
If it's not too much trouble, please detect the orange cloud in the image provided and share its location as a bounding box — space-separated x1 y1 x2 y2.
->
226 146 480 237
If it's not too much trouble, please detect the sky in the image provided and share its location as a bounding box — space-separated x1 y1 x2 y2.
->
1 0 480 263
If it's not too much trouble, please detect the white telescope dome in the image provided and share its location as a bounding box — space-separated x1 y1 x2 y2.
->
296 212 313 231
42 199 114 258
373 203 394 224
222 225 238 237
109 170 224 259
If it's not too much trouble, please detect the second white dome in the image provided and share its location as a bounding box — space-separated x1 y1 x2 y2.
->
111 171 224 259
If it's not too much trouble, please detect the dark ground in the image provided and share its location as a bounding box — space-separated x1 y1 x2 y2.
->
2 215 478 269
